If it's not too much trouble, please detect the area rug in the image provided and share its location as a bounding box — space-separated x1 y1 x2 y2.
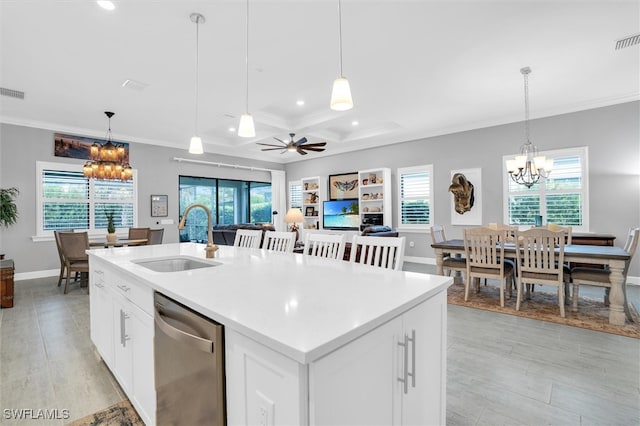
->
447 283 640 339
66 400 143 426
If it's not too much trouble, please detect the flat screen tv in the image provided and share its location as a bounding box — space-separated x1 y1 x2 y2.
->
323 199 360 230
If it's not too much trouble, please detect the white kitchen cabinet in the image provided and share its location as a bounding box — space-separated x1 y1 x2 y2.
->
308 291 446 425
89 258 155 425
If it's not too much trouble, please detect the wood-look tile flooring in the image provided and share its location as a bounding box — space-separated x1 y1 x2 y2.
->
1 267 638 425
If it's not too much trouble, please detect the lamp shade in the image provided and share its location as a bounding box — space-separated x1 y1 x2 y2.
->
238 113 256 137
330 77 353 111
189 135 204 154
284 208 304 223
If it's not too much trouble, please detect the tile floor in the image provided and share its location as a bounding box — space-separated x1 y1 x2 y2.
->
1 266 639 425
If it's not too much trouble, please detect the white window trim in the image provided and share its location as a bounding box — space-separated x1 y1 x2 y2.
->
33 161 138 241
396 164 434 231
502 146 589 232
288 180 302 209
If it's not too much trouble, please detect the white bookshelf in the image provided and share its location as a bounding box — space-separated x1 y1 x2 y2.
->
358 168 392 229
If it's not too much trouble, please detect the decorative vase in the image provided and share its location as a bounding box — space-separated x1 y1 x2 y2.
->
106 233 117 243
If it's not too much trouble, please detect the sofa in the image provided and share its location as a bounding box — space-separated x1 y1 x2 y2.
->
212 223 276 246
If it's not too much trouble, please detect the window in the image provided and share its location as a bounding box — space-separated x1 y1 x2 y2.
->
288 181 302 210
503 147 589 231
178 175 271 242
36 161 137 238
397 165 433 230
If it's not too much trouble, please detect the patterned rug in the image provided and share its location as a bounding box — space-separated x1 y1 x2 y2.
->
448 282 640 338
66 400 143 426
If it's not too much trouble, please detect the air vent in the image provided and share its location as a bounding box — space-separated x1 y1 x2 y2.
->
615 33 640 50
0 87 25 99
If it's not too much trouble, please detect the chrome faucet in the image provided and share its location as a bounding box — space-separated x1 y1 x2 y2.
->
178 203 218 258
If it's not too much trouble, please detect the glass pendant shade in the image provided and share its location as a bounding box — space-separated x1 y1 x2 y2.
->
189 135 204 154
330 77 353 111
238 113 256 138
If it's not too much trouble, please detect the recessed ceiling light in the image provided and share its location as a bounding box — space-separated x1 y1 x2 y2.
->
97 1 115 11
228 127 236 132
296 100 305 106
352 121 359 126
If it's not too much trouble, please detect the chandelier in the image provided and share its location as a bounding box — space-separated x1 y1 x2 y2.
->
83 111 133 181
506 67 552 188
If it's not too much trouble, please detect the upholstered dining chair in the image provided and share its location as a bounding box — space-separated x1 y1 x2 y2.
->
233 229 263 249
303 233 346 260
263 231 295 253
349 235 405 271
128 227 151 243
571 227 639 319
515 228 567 317
463 227 514 307
147 228 165 245
57 231 90 294
54 230 76 288
430 224 466 279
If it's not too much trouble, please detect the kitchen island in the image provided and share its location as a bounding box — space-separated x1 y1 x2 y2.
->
87 242 452 425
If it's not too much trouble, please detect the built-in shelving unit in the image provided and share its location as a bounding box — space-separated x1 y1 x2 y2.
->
358 168 392 229
301 176 323 231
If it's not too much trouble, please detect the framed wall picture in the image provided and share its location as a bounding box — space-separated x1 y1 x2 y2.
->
329 172 359 200
449 168 482 225
305 206 315 217
54 132 130 161
151 194 168 217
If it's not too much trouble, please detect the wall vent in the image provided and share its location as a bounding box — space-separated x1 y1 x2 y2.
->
0 87 25 99
615 33 640 50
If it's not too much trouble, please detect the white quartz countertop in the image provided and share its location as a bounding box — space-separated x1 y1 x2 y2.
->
88 242 452 363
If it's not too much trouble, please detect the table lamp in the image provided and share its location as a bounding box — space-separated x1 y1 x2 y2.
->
284 208 304 242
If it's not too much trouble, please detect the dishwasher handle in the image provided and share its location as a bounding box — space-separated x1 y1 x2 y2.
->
154 307 215 353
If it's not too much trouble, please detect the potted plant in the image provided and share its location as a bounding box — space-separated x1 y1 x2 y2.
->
0 187 19 259
105 210 117 242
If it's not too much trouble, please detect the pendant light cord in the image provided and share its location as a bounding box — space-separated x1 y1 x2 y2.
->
245 0 250 114
195 15 200 134
338 0 344 77
523 68 530 145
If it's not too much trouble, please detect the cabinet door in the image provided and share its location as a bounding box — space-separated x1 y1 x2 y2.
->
400 292 446 426
309 318 403 425
89 277 113 366
112 293 133 393
130 305 156 425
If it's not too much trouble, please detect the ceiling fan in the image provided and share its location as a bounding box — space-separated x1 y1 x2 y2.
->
257 133 326 155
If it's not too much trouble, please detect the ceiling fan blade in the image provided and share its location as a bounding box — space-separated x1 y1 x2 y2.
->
300 147 326 152
273 137 287 145
257 143 286 148
300 142 326 148
261 147 286 151
296 148 308 155
294 137 307 146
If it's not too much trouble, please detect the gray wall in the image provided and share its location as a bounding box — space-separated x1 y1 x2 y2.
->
0 124 283 274
284 102 640 277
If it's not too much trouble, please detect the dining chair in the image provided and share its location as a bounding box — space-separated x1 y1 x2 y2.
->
128 227 151 243
303 233 346 260
233 229 262 249
57 231 90 294
547 223 572 244
54 230 76 288
263 231 295 253
430 225 466 278
515 228 567 317
349 235 405 271
571 227 639 319
147 228 165 245
463 227 514 307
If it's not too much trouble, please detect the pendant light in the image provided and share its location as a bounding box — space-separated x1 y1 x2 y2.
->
189 13 205 154
506 67 553 188
330 0 353 111
238 0 256 137
83 112 133 181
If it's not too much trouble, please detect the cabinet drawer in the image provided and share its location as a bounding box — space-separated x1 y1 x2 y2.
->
112 275 153 316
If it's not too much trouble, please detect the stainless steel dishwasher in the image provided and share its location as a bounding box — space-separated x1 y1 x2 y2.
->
154 292 226 425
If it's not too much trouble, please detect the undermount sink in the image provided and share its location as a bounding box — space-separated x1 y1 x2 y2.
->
132 256 221 273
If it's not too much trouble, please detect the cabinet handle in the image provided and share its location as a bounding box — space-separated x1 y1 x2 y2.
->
408 329 416 389
397 334 409 394
117 284 131 292
120 309 130 347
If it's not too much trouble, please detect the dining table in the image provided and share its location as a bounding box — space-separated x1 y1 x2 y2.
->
89 238 148 248
431 239 632 326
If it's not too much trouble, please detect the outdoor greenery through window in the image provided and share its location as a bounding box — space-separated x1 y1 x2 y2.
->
503 147 588 231
37 161 136 236
179 176 272 242
397 165 433 229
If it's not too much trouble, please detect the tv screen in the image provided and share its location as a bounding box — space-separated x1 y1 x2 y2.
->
323 199 360 230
